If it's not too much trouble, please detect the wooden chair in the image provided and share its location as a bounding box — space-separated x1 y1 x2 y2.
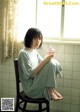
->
14 59 50 112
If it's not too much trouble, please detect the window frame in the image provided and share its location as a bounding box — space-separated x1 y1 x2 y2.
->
36 0 80 41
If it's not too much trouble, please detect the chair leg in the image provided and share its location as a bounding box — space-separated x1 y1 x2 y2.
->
39 103 42 112
22 102 27 112
15 97 19 112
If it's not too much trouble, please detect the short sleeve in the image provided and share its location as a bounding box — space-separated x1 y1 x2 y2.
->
18 50 34 80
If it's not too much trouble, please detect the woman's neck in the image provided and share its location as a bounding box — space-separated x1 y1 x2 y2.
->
25 47 34 51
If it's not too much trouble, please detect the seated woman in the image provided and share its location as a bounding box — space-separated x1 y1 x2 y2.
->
18 28 63 101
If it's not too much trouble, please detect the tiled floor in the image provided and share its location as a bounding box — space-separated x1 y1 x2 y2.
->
17 109 68 112
14 104 68 112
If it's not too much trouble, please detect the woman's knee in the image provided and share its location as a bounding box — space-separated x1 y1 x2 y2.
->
48 60 56 67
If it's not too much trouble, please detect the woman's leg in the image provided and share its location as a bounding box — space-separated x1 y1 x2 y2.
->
32 60 63 101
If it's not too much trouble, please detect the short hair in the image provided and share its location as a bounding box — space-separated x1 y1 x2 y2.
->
24 28 43 48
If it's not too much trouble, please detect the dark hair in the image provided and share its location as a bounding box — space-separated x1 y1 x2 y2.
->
24 28 43 48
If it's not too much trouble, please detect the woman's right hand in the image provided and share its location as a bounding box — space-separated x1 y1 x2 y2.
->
44 54 54 62
44 47 56 62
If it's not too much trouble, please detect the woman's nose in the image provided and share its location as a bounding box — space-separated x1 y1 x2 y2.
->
37 38 40 42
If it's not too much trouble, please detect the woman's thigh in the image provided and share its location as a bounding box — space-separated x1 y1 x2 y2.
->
33 61 57 87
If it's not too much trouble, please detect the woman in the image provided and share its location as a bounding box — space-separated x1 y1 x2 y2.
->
18 28 63 101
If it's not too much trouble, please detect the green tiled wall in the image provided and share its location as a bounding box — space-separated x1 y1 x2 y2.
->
0 42 80 112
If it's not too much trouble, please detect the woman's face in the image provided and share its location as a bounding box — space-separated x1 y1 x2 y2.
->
31 37 42 49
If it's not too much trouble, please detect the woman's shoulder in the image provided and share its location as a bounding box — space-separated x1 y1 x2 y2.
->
19 49 38 56
18 49 28 57
18 49 25 55
19 49 25 53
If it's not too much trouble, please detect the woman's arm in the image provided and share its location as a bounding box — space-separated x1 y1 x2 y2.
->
32 54 54 77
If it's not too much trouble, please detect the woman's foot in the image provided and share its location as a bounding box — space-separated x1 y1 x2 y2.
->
51 92 61 101
48 88 63 101
53 89 63 100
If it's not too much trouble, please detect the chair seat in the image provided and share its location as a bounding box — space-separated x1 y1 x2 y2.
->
19 91 49 103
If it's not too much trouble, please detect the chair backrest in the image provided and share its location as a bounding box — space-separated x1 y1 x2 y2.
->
14 59 20 94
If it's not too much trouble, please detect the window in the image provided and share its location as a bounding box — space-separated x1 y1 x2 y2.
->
64 0 80 39
16 0 80 41
37 0 61 38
